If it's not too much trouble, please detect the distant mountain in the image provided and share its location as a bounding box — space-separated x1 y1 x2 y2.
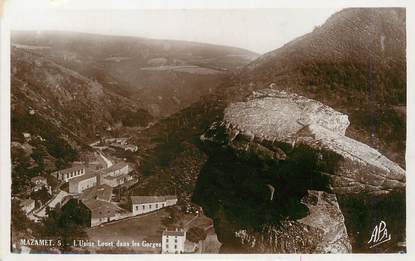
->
235 8 406 165
10 8 407 253
12 31 258 117
10 31 257 191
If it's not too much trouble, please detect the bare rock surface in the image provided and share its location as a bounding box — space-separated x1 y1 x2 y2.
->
202 89 405 195
234 190 351 253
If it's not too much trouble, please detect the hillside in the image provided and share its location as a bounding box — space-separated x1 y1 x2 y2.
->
10 31 255 195
10 7 406 254
12 31 258 117
127 8 406 253
11 46 155 193
239 8 406 165
130 7 407 203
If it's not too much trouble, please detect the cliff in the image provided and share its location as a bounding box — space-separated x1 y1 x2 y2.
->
202 89 405 195
234 190 351 253
195 88 405 253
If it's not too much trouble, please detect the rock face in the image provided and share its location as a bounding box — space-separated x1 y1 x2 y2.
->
202 89 405 195
234 190 351 253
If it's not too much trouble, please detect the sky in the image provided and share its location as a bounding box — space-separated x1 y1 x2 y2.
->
6 0 340 54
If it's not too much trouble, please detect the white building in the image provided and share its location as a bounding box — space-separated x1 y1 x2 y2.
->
100 162 129 177
130 195 178 215
82 199 122 227
104 137 129 145
52 165 86 182
22 132 31 141
162 229 186 254
62 198 121 227
101 174 133 187
68 172 98 194
124 144 138 152
100 162 132 187
110 143 138 152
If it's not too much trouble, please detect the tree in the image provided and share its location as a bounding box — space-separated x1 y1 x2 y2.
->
30 187 51 205
11 199 32 232
46 175 59 191
187 227 207 243
40 200 89 252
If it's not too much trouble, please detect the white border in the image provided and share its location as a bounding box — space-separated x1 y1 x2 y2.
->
1 1 414 261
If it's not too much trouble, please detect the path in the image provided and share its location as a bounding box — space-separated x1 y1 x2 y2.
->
33 190 70 218
183 214 199 229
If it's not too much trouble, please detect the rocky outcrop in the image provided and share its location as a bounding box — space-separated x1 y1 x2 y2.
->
234 190 351 253
201 89 405 195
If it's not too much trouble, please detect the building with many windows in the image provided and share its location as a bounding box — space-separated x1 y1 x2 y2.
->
52 165 86 182
161 229 186 254
129 195 178 215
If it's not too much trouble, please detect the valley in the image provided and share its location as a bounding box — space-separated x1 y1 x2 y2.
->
10 8 406 255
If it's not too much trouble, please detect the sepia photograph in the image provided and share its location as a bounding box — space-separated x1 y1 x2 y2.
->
1 0 410 258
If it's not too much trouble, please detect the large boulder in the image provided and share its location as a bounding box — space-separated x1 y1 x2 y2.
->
234 190 351 253
201 89 405 195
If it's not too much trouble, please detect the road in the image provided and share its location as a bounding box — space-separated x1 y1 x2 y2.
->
32 190 70 218
183 214 199 229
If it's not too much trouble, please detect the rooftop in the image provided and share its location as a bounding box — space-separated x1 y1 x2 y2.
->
162 230 185 237
105 137 129 141
130 195 177 205
103 172 131 180
53 165 85 175
110 143 137 149
82 199 121 219
80 184 113 202
99 162 129 175
69 170 97 183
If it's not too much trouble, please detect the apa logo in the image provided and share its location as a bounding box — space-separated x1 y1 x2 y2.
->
368 220 391 248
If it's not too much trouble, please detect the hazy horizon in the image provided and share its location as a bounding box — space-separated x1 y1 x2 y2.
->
7 2 340 53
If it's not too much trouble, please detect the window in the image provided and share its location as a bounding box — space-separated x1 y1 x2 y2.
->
174 245 177 249
166 238 169 242
149 204 152 209
166 244 169 248
136 206 138 211
162 203 165 207
175 239 177 243
156 204 158 208
143 205 145 209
